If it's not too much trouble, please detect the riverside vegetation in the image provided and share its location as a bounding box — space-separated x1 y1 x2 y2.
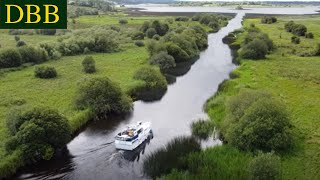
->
0 4 231 178
142 15 320 179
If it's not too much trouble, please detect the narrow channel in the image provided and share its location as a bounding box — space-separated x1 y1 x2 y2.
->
17 13 244 180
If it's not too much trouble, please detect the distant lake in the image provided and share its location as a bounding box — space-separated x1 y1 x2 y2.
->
127 4 320 15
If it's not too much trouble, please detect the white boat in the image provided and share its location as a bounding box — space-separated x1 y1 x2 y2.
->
115 121 153 151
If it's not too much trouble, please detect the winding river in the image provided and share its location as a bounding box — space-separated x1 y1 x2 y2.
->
16 6 320 180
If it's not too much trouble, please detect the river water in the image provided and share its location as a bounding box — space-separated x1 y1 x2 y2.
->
16 5 319 180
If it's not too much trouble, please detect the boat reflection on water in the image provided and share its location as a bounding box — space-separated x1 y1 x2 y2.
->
121 135 153 162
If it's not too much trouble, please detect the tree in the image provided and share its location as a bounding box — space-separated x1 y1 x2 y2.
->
149 51 176 70
75 77 133 116
249 152 281 180
82 56 96 73
146 28 157 39
5 107 71 164
240 39 268 60
284 21 295 32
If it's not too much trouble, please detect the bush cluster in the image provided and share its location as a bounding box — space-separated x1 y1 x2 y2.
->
143 136 201 179
140 20 169 36
175 16 189 21
34 66 57 79
146 28 157 39
37 29 57 35
75 77 133 116
192 13 229 32
240 28 273 60
131 31 144 40
5 107 71 164
291 36 300 44
82 56 96 73
0 49 22 68
223 90 293 152
128 66 167 101
134 40 145 47
305 32 314 39
261 16 277 24
119 19 128 25
284 21 308 36
149 51 176 70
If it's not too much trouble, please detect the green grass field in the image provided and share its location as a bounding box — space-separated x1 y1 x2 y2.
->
206 15 320 179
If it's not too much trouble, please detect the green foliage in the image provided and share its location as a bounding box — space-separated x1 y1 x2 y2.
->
14 35 20 42
118 18 128 25
16 40 26 47
75 77 133 116
243 32 274 51
192 13 229 32
146 39 167 56
134 40 145 47
34 66 57 79
240 39 269 60
226 93 293 152
305 32 314 39
150 20 169 36
38 29 56 35
284 21 307 36
140 21 150 33
149 51 176 70
131 31 145 40
166 42 190 63
249 152 281 180
175 16 189 21
261 16 277 24
152 34 160 40
291 36 300 44
191 119 214 140
40 43 61 60
5 107 71 164
146 28 157 39
128 66 167 101
82 56 96 73
18 46 48 64
143 136 201 179
0 49 22 68
164 145 252 179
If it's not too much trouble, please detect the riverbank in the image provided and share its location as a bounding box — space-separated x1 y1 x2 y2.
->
203 15 320 179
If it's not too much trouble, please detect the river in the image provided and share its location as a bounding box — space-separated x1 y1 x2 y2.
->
16 5 319 179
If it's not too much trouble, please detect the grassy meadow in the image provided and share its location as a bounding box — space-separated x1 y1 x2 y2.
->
205 15 320 179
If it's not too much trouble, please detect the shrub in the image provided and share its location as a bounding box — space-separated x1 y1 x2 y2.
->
240 39 268 60
149 51 176 70
291 36 300 44
134 40 145 47
128 66 167 101
305 32 314 39
175 16 189 21
315 43 320 56
75 77 133 116
146 28 157 39
191 119 214 140
249 152 281 180
227 98 293 152
38 29 56 35
261 16 277 24
118 19 128 25
16 40 26 47
152 34 160 40
146 40 167 56
40 43 61 60
82 56 96 73
166 42 190 63
131 31 145 40
151 20 169 36
18 46 48 64
5 107 71 164
292 24 307 36
14 35 20 42
243 32 273 51
143 136 201 179
284 21 295 32
34 66 57 79
0 49 22 68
